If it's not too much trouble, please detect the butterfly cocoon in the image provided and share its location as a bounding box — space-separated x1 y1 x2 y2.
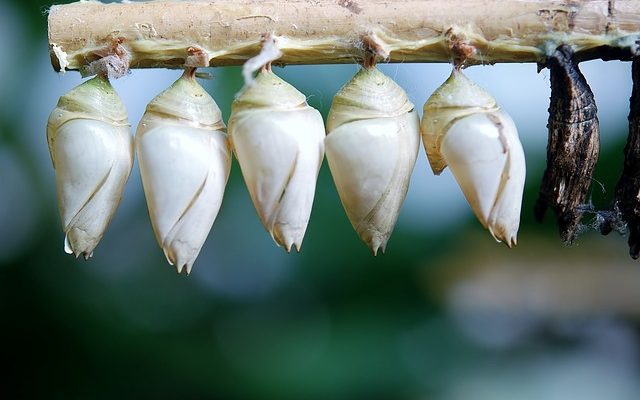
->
136 70 231 275
228 70 325 252
325 67 420 255
535 45 599 244
422 69 526 247
47 74 133 260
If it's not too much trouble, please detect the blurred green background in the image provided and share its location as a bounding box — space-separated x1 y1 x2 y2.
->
2 1 640 399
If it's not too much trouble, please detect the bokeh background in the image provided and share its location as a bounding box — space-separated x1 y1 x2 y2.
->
2 1 640 399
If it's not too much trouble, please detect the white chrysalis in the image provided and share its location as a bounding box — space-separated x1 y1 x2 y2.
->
228 70 325 252
136 69 231 274
47 74 133 259
422 69 526 247
325 67 420 255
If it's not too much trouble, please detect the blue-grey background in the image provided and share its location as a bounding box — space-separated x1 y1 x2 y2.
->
1 1 640 399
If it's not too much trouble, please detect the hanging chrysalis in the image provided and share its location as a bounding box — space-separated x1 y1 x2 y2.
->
534 44 600 243
422 68 526 247
228 68 325 252
601 58 640 258
136 68 231 274
47 74 133 259
325 66 420 255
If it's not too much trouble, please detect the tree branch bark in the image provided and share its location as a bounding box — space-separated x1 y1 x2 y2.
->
48 0 640 72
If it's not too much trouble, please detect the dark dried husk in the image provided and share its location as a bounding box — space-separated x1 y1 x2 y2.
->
601 58 640 259
534 45 600 244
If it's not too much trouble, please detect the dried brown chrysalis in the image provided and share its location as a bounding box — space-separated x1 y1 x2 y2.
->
601 58 640 258
534 45 600 243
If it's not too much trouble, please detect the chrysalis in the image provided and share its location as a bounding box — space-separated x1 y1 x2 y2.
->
325 66 420 255
47 74 133 259
228 69 325 252
534 44 600 243
422 68 526 247
602 58 640 258
136 69 231 274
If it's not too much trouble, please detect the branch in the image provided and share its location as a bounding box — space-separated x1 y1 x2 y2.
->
48 0 640 72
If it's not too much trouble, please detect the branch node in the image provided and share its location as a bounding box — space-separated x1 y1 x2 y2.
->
185 46 211 68
445 27 477 68
361 33 390 68
81 37 130 79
